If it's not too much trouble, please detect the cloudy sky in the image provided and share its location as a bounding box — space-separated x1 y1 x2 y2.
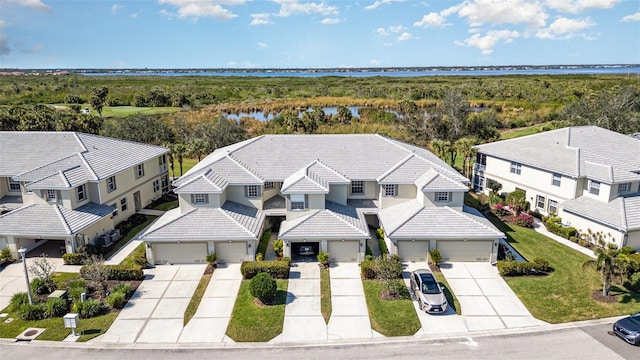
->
1 0 638 68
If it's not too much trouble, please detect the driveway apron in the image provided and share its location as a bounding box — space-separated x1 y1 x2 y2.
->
98 264 205 343
327 262 375 340
178 263 242 343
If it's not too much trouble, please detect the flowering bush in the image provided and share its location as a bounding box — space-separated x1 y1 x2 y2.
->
494 203 510 216
513 213 534 228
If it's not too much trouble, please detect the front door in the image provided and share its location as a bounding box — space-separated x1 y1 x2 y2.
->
134 191 142 211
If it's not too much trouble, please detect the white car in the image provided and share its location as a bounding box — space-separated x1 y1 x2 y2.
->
410 269 448 314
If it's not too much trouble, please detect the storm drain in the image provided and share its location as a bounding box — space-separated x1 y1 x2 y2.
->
16 327 46 341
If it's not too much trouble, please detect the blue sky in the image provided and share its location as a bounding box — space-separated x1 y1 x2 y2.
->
1 0 639 68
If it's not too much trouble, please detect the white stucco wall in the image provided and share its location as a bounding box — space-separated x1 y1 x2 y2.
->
380 184 416 208
559 209 625 248
327 184 347 205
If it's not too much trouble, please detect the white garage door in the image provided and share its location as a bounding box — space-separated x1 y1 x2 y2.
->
328 240 360 262
216 241 247 263
437 240 493 262
397 240 430 262
627 231 640 250
154 242 207 264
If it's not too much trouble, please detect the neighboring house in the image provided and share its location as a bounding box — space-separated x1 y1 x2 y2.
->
473 126 640 250
141 134 504 265
0 131 170 258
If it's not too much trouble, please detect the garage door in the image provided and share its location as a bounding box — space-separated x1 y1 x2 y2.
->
397 240 430 262
437 240 493 262
216 241 247 263
154 242 207 264
627 231 640 250
328 240 360 262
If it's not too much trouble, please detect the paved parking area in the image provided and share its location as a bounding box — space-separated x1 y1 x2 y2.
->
98 264 205 343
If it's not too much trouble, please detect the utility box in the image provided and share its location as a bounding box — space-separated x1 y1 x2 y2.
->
48 290 68 301
63 313 80 336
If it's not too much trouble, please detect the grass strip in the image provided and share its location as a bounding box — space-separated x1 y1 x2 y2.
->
184 273 213 325
433 272 461 315
320 268 331 323
362 279 421 336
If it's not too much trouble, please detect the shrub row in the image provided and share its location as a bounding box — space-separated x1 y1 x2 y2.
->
513 213 534 228
497 258 551 276
240 258 290 279
544 217 577 239
15 297 69 321
62 253 84 265
80 264 144 281
360 255 402 280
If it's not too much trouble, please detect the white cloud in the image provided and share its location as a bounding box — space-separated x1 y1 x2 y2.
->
414 12 449 28
375 27 389 36
389 25 405 33
111 4 124 14
370 59 381 66
1 0 52 13
257 42 269 49
621 12 640 22
130 13 138 18
0 33 10 56
365 0 403 11
397 32 412 41
273 0 338 17
545 0 620 14
321 17 340 24
158 0 245 21
456 29 520 55
535 17 595 39
457 0 548 28
250 13 273 25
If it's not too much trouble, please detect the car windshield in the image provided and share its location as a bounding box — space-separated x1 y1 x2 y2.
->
630 314 640 325
419 274 440 294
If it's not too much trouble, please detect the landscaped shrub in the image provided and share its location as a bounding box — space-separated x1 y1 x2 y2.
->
578 239 589 247
106 291 126 309
128 244 147 268
625 272 640 293
429 249 442 265
497 259 551 276
317 252 329 266
73 299 103 318
506 190 527 214
9 292 29 312
376 228 389 255
240 259 290 279
273 239 284 258
108 265 144 280
206 253 217 265
494 203 510 216
544 217 577 239
569 236 579 243
0 247 12 262
360 259 377 279
111 282 132 297
67 280 87 302
31 277 54 295
18 303 46 321
255 253 264 261
256 229 271 258
45 298 68 318
62 253 84 265
620 246 637 255
360 256 403 280
250 272 277 304
513 213 534 228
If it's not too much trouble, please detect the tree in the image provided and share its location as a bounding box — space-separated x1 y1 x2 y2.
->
583 244 633 297
250 272 277 304
429 139 451 161
100 114 175 145
187 138 209 161
82 255 111 297
373 255 404 297
163 142 176 179
171 143 188 177
429 88 472 166
563 86 640 134
89 87 109 117
454 137 477 178
28 254 55 288
335 105 353 125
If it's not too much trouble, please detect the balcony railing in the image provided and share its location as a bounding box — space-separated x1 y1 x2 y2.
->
159 164 168 173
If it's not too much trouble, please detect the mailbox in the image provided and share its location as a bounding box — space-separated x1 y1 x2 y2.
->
63 313 80 336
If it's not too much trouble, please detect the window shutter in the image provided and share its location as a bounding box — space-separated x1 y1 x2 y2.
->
305 194 308 209
244 186 248 198
394 184 398 196
204 194 209 204
257 186 262 197
190 194 195 204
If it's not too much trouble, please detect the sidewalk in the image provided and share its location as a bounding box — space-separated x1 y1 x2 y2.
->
105 210 166 265
533 219 595 259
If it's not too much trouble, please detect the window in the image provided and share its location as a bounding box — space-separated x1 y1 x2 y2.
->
107 176 117 193
589 180 600 196
152 180 160 192
552 173 561 187
120 197 128 212
435 192 450 202
536 195 546 209
619 183 630 194
193 194 208 204
351 181 364 195
548 199 558 214
46 189 56 201
135 164 145 179
158 155 167 173
510 162 522 175
476 153 487 165
161 175 169 193
383 184 397 197
290 194 306 210
246 185 260 198
264 182 275 190
77 184 86 202
111 204 118 217
7 178 20 191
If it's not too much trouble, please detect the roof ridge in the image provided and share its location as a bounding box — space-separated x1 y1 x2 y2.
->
312 158 350 181
457 205 504 237
387 201 423 236
143 208 197 237
72 132 88 152
326 209 369 236
53 205 73 235
377 153 415 182
77 153 99 181
225 154 264 182
279 210 319 236
0 203 35 219
220 206 257 237
620 197 629 229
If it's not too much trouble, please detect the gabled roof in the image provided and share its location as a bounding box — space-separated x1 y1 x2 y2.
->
415 168 469 192
0 131 167 186
475 126 640 184
174 155 262 193
174 171 224 194
140 201 264 241
0 202 115 237
378 201 504 239
562 194 640 231
281 159 349 194
278 201 369 240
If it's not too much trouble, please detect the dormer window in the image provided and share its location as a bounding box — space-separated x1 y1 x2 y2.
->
618 183 630 194
383 184 397 197
46 189 56 201
264 182 275 190
192 194 209 205
289 194 307 210
246 185 261 198
7 178 20 191
589 180 600 196
435 192 451 202
351 181 364 195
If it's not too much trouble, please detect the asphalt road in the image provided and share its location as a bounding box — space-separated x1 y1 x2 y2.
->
1 323 638 360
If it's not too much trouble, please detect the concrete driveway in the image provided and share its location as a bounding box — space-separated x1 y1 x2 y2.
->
97 264 205 343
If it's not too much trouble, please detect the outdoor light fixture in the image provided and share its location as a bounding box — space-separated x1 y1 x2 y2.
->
17 248 33 305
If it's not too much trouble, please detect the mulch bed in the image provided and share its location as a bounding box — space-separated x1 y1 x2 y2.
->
429 264 441 273
204 264 215 275
591 290 619 303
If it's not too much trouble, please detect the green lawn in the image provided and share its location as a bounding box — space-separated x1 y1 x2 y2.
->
433 272 461 315
171 158 199 179
226 280 288 342
320 268 332 323
500 121 553 140
184 273 212 325
150 200 178 211
488 214 640 323
52 104 181 117
52 272 81 288
362 280 421 336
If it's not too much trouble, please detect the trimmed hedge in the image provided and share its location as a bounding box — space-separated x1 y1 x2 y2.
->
544 217 577 239
250 272 277 303
80 264 144 281
497 258 551 276
62 252 85 265
240 259 290 279
360 256 403 279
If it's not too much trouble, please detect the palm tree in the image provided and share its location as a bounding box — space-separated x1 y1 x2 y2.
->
429 139 451 162
171 143 188 178
454 137 477 178
583 244 632 296
187 138 209 162
163 142 175 179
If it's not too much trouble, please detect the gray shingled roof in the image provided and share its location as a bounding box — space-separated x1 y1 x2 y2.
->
416 168 469 192
475 126 640 184
141 201 264 241
378 200 504 239
281 160 349 194
0 202 114 236
278 201 369 240
0 132 168 187
562 194 640 231
174 155 262 193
